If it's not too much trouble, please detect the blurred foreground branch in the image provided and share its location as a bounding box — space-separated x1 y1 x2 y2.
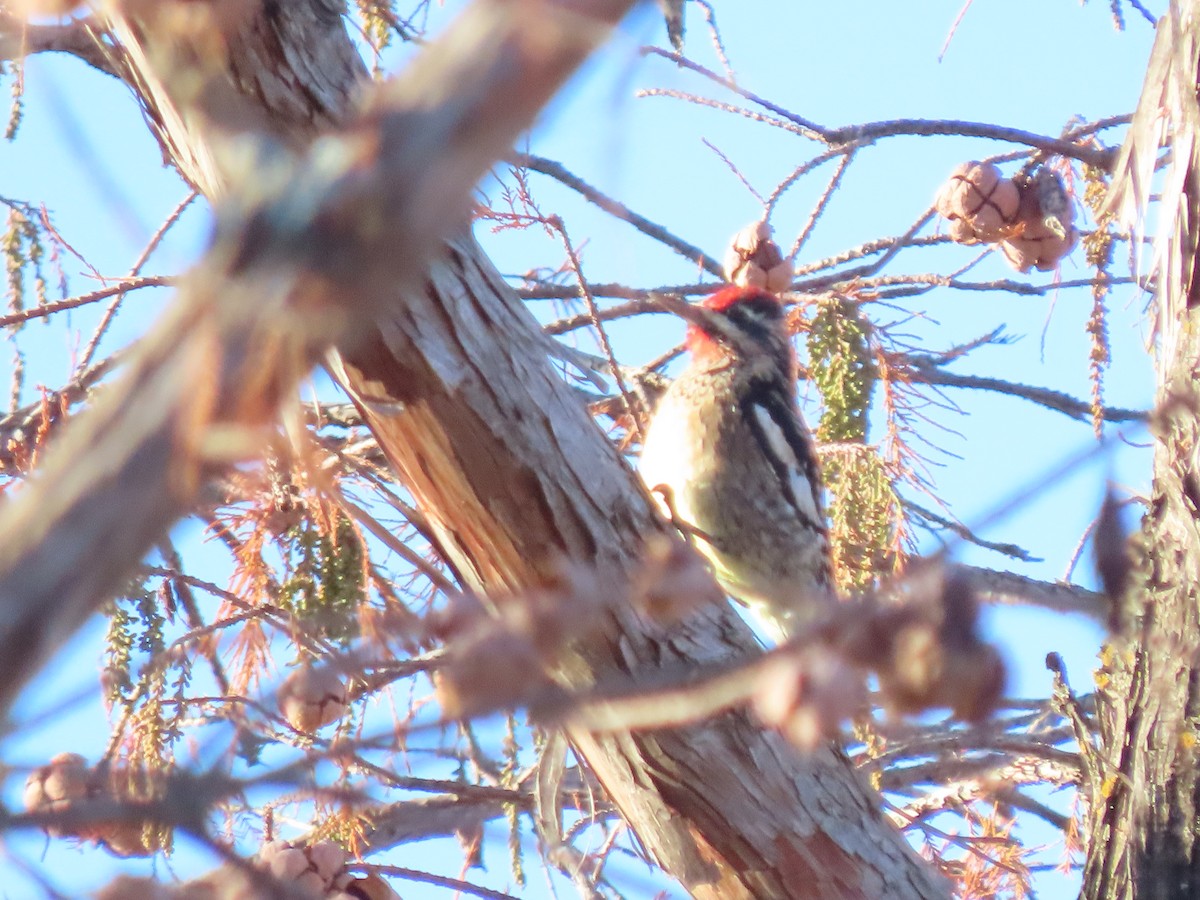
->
0 0 633 714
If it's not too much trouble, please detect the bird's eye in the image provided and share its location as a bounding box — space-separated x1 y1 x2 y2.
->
727 298 782 329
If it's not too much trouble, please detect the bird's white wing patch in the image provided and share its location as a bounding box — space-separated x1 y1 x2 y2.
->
751 403 821 523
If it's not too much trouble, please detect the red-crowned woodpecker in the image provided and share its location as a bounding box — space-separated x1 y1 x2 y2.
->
639 285 831 642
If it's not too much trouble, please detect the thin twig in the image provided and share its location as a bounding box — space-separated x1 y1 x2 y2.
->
78 191 197 372
517 154 722 277
364 863 522 899
1046 653 1104 806
825 119 1117 171
547 215 645 441
788 149 856 261
702 137 766 204
0 275 170 330
641 46 830 140
905 361 1148 424
903 499 1035 561
693 0 733 80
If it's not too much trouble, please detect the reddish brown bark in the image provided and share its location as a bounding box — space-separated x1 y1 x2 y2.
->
14 2 946 895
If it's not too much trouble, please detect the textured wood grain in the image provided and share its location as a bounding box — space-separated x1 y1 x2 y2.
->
1 2 947 895
336 234 946 897
1085 3 1200 897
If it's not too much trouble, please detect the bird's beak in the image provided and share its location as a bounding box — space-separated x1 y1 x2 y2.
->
650 295 720 330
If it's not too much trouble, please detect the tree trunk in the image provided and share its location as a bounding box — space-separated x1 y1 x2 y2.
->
60 2 946 896
1084 4 1200 898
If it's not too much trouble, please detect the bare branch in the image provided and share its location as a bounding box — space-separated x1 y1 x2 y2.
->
0 274 171 330
367 864 522 900
825 119 1118 171
363 795 519 851
903 499 1036 561
889 757 1081 823
518 153 722 277
0 15 120 78
964 566 1108 620
640 45 1118 169
641 46 829 140
905 361 1148 424
864 274 1141 301
78 191 197 372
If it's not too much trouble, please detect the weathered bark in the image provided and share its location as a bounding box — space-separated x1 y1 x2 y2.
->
1084 3 1200 898
334 235 946 898
19 2 946 896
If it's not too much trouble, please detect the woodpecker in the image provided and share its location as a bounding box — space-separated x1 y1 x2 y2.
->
638 285 831 642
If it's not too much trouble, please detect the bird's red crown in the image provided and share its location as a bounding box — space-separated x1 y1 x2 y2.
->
685 285 784 360
700 284 779 313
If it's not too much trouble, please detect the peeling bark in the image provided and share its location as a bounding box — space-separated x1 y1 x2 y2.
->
15 1 947 895
336 235 946 897
1084 3 1200 898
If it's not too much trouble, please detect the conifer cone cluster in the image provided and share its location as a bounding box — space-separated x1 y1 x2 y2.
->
277 664 348 733
936 161 1077 272
94 841 400 899
23 752 89 838
255 840 398 899
723 220 793 291
23 753 159 857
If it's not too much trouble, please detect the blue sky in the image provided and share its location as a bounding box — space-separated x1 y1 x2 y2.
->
0 1 1165 897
